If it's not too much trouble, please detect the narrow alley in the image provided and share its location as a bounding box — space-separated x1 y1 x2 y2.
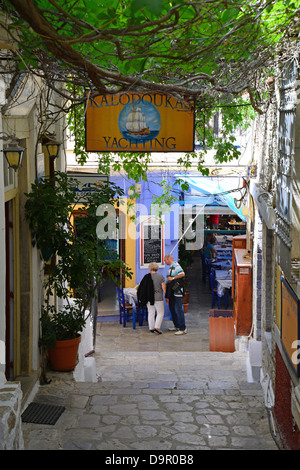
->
21 257 279 451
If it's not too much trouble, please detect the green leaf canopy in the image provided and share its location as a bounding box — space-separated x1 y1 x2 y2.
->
1 0 299 108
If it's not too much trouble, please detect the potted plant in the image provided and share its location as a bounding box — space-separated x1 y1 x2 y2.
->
39 301 85 373
25 172 132 381
182 285 190 305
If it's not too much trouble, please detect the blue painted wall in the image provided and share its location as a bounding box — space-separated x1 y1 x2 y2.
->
110 172 180 287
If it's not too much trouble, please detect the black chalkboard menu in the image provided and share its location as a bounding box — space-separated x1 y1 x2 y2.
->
141 223 164 266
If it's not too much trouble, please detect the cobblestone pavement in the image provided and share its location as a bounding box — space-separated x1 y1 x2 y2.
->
22 260 279 451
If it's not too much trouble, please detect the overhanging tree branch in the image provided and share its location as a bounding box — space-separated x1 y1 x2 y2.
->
0 0 299 181
2 0 299 107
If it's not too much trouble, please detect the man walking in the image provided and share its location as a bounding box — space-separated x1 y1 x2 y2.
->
164 253 187 335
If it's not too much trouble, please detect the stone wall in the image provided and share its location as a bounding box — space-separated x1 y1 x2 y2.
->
0 381 24 450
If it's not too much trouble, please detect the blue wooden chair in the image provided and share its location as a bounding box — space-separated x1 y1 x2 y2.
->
116 286 135 328
210 270 220 308
115 286 148 328
210 271 229 309
136 305 148 326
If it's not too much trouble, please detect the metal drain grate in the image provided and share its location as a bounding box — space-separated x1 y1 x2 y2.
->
21 402 65 425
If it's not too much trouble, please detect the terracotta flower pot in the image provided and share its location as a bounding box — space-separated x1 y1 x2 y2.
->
48 335 81 371
182 291 190 303
183 303 189 314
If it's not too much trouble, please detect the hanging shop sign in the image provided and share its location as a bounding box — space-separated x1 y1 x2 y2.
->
85 92 195 153
281 276 300 377
140 216 165 267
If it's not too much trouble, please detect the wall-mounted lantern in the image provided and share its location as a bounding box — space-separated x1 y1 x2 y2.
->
0 132 25 171
44 135 61 160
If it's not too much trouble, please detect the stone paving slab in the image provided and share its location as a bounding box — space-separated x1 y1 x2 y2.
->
21 266 279 451
22 348 278 451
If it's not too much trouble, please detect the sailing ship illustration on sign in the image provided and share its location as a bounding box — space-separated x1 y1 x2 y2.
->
118 98 161 143
126 105 150 136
